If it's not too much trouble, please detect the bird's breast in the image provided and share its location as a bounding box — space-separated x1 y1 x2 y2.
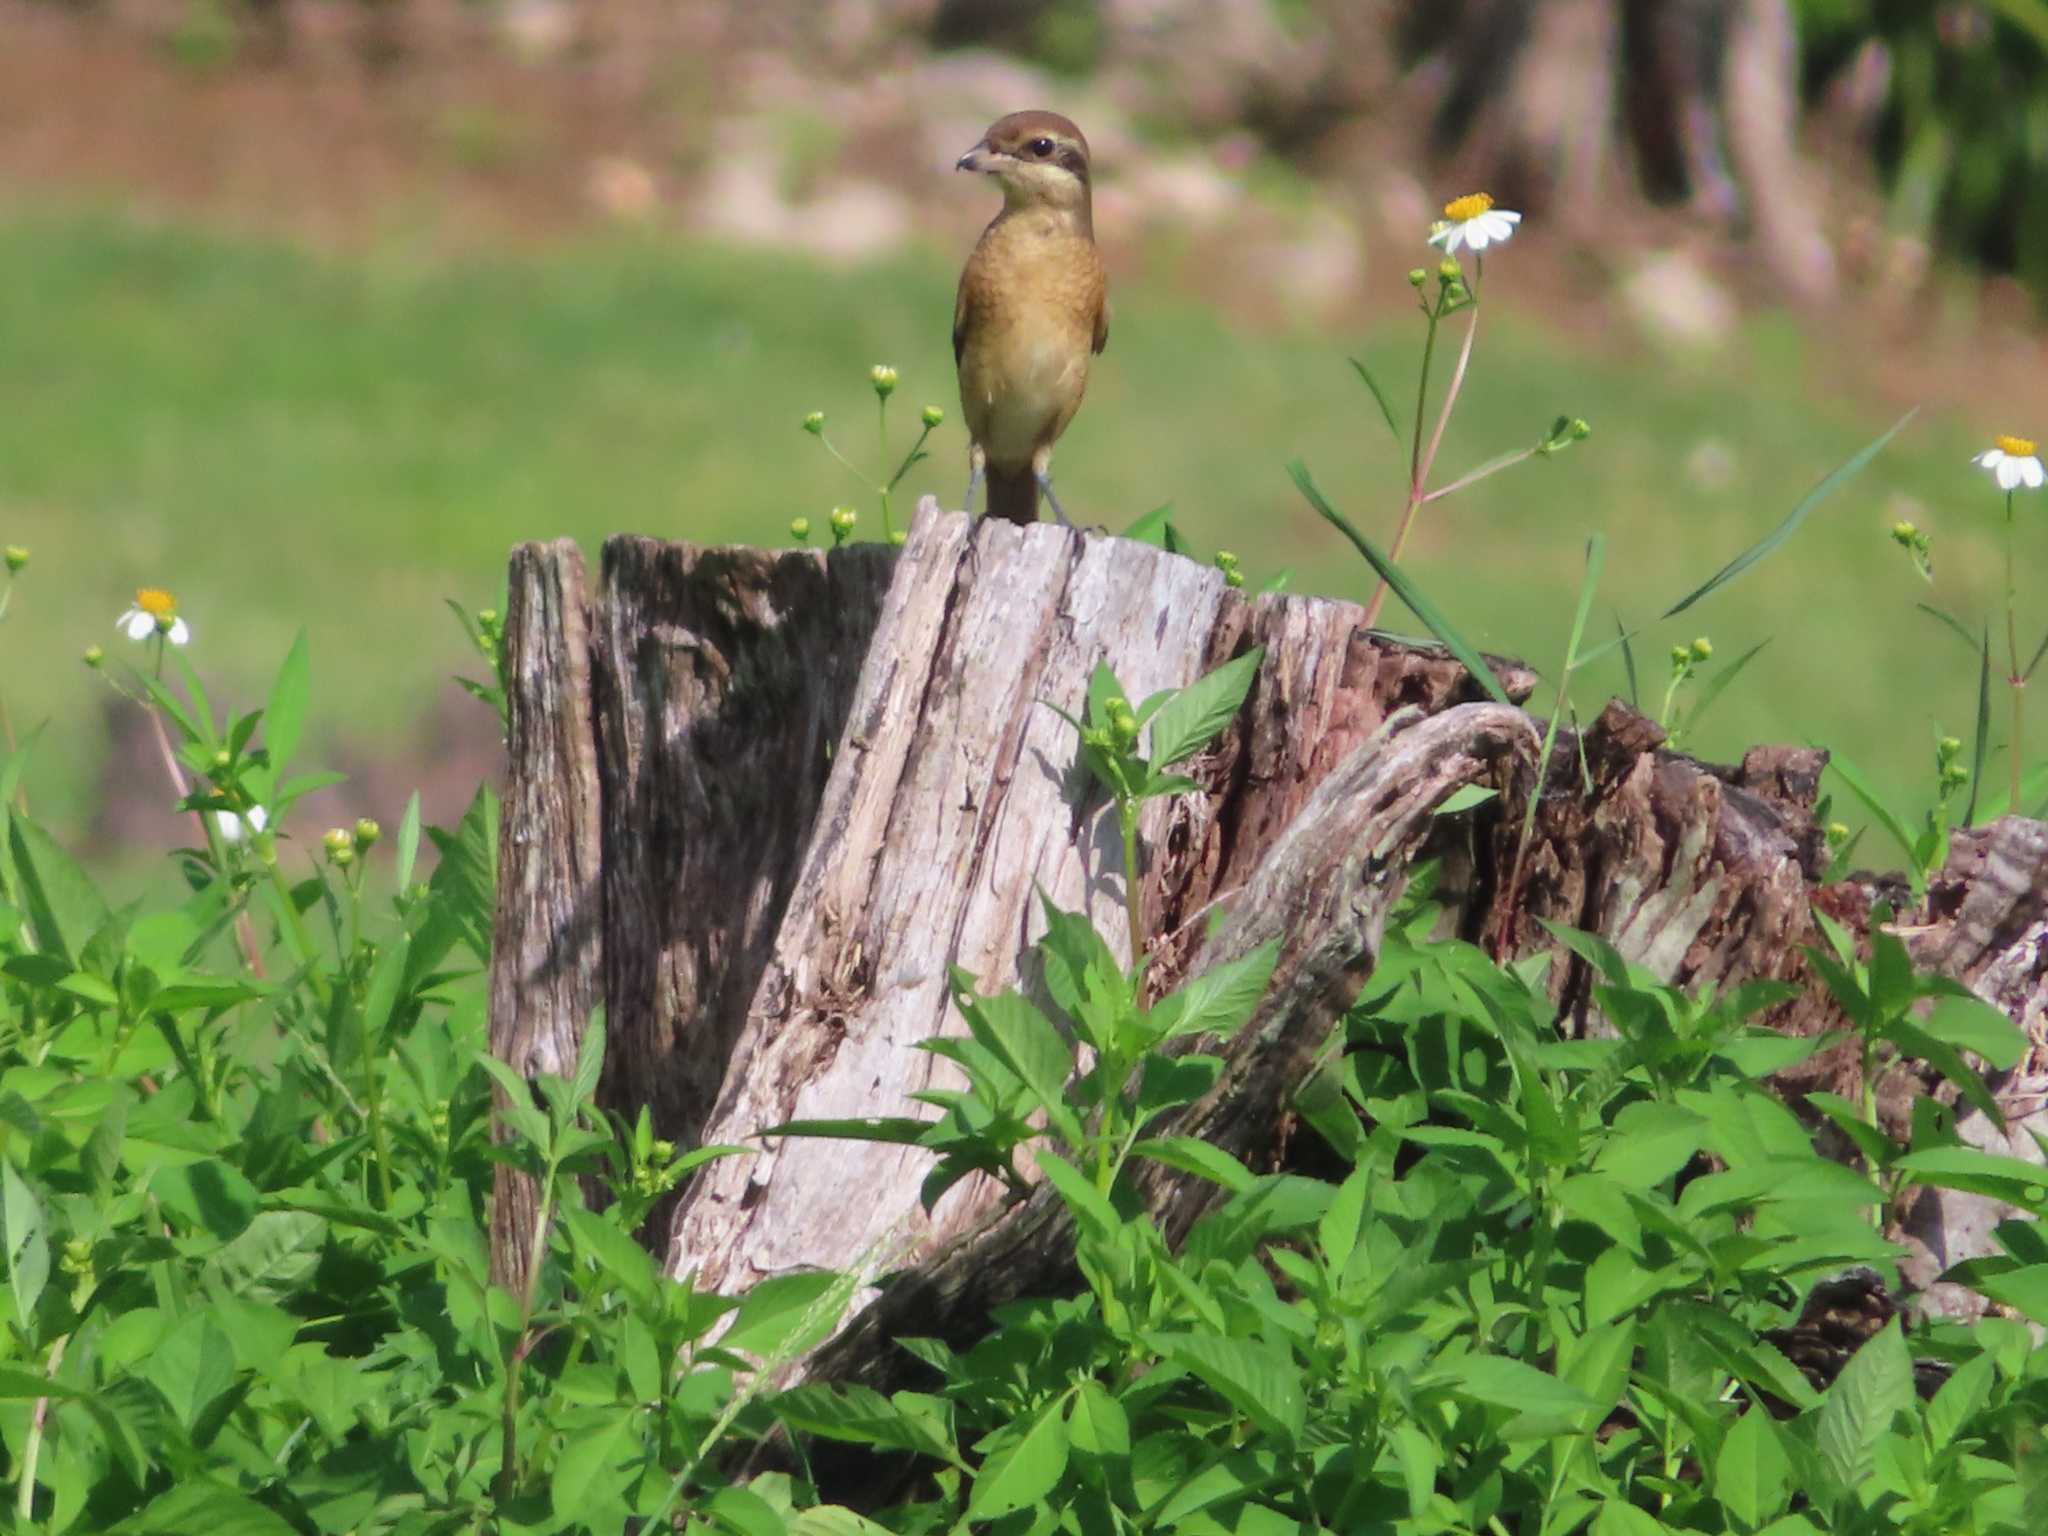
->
959 224 1105 466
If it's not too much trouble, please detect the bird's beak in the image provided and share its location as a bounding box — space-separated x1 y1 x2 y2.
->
956 140 994 173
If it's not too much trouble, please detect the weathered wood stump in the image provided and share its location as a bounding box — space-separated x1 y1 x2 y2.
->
490 497 2048 1383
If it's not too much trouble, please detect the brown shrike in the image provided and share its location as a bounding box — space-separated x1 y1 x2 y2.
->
953 111 1109 526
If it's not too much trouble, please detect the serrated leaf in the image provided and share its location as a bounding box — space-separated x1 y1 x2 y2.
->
963 991 1082 1147
8 815 110 965
966 1396 1069 1519
1716 1409 1791 1527
550 1405 638 1520
1148 939 1278 1043
1318 1164 1368 1272
1814 1320 1913 1491
3 1161 49 1334
104 1478 300 1536
1129 1136 1253 1191
1149 1331 1305 1443
1592 1505 1674 1535
1066 1379 1130 1457
1146 647 1264 768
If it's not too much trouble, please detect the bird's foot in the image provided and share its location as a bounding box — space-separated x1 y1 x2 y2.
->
1037 474 1074 529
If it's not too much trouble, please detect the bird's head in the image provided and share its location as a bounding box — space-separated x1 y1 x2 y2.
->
956 111 1092 218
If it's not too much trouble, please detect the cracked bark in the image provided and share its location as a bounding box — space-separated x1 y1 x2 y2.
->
489 499 2047 1364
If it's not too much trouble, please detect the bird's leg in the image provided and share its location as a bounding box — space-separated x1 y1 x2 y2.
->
964 445 986 517
1036 473 1074 529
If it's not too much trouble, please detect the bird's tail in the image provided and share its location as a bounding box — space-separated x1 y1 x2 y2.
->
983 464 1041 526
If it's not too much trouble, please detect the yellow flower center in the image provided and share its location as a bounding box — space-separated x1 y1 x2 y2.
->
135 587 178 619
1443 192 1495 222
1995 434 2036 458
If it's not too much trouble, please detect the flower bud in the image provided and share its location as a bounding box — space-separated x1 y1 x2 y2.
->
790 517 811 542
1670 645 1691 667
803 411 826 435
921 405 945 428
83 645 104 668
1890 520 1918 545
1569 418 1591 441
1690 637 1712 661
1938 735 1963 760
322 827 352 857
829 506 858 534
1224 569 1244 588
1443 281 1469 304
354 818 381 850
1215 551 1239 569
889 529 908 547
1438 257 1463 283
869 365 898 398
3 546 26 574
1407 268 1429 288
212 749 232 771
1826 821 1849 844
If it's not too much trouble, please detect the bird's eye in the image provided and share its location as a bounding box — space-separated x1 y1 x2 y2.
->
1029 138 1054 157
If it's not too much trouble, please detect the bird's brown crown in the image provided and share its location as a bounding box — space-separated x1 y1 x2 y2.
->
976 111 1091 183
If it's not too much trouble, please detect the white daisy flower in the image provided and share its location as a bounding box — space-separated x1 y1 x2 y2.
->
1972 434 2045 491
1429 192 1522 255
117 587 191 646
216 806 268 843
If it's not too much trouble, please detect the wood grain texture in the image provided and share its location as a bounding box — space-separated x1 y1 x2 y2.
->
489 539 603 1286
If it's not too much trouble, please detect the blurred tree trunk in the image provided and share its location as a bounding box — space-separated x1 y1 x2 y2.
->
1411 0 1837 301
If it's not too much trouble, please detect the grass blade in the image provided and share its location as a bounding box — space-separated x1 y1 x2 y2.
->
1287 459 1511 705
1663 409 1915 619
1615 613 1639 710
1965 625 1990 827
1916 602 1980 655
1348 357 1404 449
1826 753 1920 867
1683 638 1771 738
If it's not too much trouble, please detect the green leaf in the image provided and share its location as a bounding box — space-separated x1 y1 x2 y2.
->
264 628 311 775
8 814 110 965
1150 1330 1306 1443
1348 356 1404 447
966 1395 1070 1520
1433 784 1498 815
790 1507 899 1536
759 1116 935 1145
963 991 1083 1148
1824 753 1922 870
1814 1320 1913 1491
1147 939 1278 1043
1146 647 1265 769
1434 1353 1599 1428
1067 1380 1130 1457
103 1479 300 1536
1318 1164 1368 1273
1121 504 1180 548
550 1404 639 1520
2 1160 49 1334
151 1158 261 1242
388 792 422 896
773 1383 956 1461
139 1309 238 1430
1924 1349 1994 1451
1129 1136 1254 1191
1035 1149 1121 1240
1662 410 1914 617
721 1269 844 1357
1716 1408 1792 1527
1592 1505 1674 1536
1917 991 2025 1070
1288 460 1513 704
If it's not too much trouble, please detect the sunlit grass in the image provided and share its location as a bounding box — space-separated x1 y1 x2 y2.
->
0 205 2024 849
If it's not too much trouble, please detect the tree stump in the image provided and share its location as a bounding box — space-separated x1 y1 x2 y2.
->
490 498 2048 1383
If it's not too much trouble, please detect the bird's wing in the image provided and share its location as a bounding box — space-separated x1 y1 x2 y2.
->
1093 295 1110 356
953 270 971 368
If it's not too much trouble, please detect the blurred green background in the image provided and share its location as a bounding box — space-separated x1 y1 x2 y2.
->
1 0 2044 870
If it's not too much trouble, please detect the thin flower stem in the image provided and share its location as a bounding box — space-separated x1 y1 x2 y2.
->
1365 304 1481 628
139 691 268 979
2004 491 2024 812
877 395 894 543
17 1334 68 1525
1422 444 1538 505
